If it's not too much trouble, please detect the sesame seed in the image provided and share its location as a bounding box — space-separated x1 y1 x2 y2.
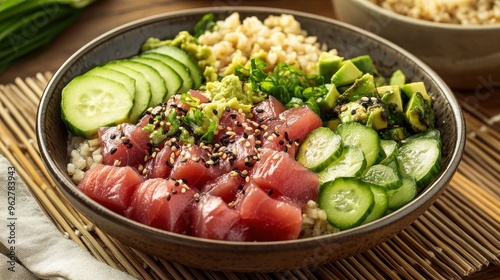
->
110 147 118 155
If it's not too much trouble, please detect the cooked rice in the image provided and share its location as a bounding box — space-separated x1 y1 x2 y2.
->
67 13 342 238
369 0 500 25
198 12 338 76
67 135 101 184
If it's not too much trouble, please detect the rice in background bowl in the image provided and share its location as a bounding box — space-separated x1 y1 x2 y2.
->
333 0 500 89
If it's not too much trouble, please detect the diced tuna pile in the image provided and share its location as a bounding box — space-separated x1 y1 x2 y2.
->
78 92 322 241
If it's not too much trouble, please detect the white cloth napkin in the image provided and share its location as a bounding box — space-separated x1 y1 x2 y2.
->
0 154 136 280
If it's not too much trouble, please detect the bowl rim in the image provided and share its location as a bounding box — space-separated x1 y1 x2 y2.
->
343 0 500 30
37 6 466 252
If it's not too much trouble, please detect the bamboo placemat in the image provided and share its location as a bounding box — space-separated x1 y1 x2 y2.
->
0 72 499 280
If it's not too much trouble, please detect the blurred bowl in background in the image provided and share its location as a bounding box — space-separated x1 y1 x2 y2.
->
332 0 500 90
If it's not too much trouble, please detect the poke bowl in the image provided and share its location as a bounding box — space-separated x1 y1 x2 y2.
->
37 7 465 272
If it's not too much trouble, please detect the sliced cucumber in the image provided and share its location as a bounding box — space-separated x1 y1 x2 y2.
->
61 75 133 138
139 52 193 93
296 127 343 172
362 164 402 190
397 137 441 188
318 145 366 184
336 122 384 167
387 175 417 210
319 177 375 230
100 63 152 123
144 45 202 89
380 139 398 160
130 56 182 100
104 60 166 107
84 67 135 98
362 185 388 224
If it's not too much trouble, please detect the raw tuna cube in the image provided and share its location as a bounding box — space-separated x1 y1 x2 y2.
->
238 184 302 241
78 164 144 215
169 145 221 189
251 95 286 124
201 172 245 204
143 145 173 179
251 148 320 206
125 178 198 234
99 123 151 167
278 105 322 143
191 194 251 241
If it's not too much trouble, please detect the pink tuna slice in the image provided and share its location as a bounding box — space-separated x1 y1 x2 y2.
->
191 194 251 241
238 184 302 241
251 148 320 206
201 172 245 204
169 144 227 190
99 123 151 167
277 105 322 143
143 145 174 179
78 164 144 215
125 178 198 234
251 95 286 124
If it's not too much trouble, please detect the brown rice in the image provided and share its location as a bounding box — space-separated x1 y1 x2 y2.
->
369 0 500 25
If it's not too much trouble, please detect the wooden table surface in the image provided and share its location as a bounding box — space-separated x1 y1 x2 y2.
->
0 0 498 278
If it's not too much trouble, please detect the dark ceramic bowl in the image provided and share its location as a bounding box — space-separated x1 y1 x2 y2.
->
37 7 465 272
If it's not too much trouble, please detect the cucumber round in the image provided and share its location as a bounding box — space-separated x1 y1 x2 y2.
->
318 145 366 184
84 67 136 98
362 185 388 224
397 138 441 188
362 164 402 190
100 63 152 123
336 122 384 167
61 75 133 138
296 127 343 172
105 60 166 107
130 56 182 100
387 175 417 210
144 45 202 89
139 52 193 93
319 177 374 230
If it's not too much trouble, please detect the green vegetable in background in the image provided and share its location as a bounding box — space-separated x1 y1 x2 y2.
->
0 0 95 72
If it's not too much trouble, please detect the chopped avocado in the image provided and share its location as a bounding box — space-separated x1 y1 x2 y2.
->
389 69 406 86
349 55 379 75
374 76 387 87
340 73 377 103
367 105 388 131
337 101 369 124
205 74 264 110
404 92 435 132
400 82 432 104
377 85 405 125
317 83 340 111
325 118 342 131
318 52 344 81
378 85 403 112
380 127 410 141
331 60 363 87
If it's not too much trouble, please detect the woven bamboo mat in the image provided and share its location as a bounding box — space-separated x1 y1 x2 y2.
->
0 72 499 280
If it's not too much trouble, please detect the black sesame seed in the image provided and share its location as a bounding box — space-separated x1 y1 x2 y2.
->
171 189 178 194
257 117 264 123
212 109 219 115
283 146 289 153
127 143 133 149
278 140 285 145
284 131 290 141
110 134 117 140
230 113 237 119
255 108 264 113
110 147 118 155
123 139 130 145
174 181 180 186
268 189 274 196
148 117 154 124
166 193 171 201
166 160 174 168
225 106 231 112
351 109 357 115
